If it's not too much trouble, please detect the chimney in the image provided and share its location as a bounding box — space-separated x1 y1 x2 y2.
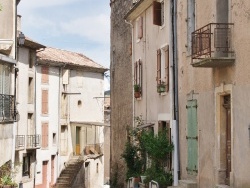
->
17 15 22 31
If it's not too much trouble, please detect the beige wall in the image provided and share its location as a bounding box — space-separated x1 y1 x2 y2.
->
177 0 250 187
132 0 172 129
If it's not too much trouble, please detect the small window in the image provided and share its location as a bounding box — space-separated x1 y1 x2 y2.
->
29 50 34 69
28 77 34 103
23 154 31 177
96 163 99 173
153 1 164 26
78 100 82 107
53 133 56 145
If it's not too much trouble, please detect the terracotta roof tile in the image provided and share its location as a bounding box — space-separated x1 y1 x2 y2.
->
37 47 108 72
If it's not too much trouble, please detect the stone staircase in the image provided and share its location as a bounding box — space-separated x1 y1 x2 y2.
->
56 156 84 188
168 180 197 188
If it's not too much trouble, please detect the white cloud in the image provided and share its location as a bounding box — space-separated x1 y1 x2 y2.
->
18 0 84 9
60 14 110 45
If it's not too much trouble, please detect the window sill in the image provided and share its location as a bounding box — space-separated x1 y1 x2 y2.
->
22 176 32 183
159 92 166 96
135 97 142 101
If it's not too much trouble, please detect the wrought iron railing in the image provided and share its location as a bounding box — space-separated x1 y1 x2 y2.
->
27 135 41 149
192 23 234 62
15 135 25 149
0 94 16 122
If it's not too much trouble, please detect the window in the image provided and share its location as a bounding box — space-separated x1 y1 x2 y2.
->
28 77 34 103
29 50 34 69
137 16 143 40
42 123 49 148
134 59 143 95
42 90 48 114
53 133 56 145
187 0 195 55
0 64 13 121
96 163 99 173
153 1 164 26
156 46 169 92
23 154 31 177
27 113 34 135
41 66 49 84
61 125 68 155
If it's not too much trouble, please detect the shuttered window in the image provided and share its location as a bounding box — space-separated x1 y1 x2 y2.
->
156 49 161 85
42 90 48 114
153 1 162 26
164 46 169 92
134 60 143 92
41 66 49 84
42 123 49 148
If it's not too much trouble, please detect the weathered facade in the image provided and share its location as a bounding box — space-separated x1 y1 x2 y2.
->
177 0 250 187
0 0 18 171
110 0 133 187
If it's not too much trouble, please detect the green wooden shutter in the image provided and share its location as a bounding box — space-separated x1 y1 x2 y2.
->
187 100 198 175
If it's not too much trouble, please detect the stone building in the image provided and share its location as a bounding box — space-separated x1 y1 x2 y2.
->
177 0 250 187
110 0 133 187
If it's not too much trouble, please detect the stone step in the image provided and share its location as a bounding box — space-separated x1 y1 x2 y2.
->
215 185 230 188
179 180 197 188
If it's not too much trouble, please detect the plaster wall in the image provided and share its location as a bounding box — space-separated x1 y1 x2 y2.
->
87 157 104 188
177 0 250 187
0 0 16 58
132 0 172 129
35 65 59 186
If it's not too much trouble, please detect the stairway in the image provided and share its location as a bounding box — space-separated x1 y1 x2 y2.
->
56 156 84 188
168 180 197 188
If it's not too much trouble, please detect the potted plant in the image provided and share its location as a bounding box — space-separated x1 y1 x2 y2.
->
134 84 141 98
157 82 166 93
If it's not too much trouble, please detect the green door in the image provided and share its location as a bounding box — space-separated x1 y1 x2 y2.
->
186 100 198 175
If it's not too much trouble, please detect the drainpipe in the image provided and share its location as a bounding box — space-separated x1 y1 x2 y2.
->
124 19 134 128
172 0 180 186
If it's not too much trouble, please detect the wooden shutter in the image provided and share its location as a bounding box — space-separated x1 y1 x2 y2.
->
134 61 138 85
42 123 48 148
42 90 48 114
156 49 161 85
137 17 143 39
164 45 169 92
187 100 198 174
153 1 162 26
41 66 49 83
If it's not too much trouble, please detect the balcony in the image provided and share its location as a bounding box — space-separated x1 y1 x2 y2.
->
191 23 234 68
26 135 41 149
15 135 25 150
0 94 17 122
84 143 103 155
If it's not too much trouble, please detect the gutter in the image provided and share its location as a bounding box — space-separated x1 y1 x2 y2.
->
171 0 180 185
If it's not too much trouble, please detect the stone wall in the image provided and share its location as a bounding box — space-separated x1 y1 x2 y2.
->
110 0 133 187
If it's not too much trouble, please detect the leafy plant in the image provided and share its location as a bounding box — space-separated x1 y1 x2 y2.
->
134 84 141 92
157 82 166 93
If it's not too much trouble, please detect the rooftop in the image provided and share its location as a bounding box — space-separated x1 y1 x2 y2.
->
37 47 108 73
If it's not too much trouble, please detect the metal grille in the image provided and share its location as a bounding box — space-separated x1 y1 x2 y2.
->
0 94 15 122
192 23 234 61
15 135 25 149
27 135 41 148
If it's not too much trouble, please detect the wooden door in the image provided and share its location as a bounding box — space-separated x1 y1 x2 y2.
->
223 95 231 185
42 161 48 188
50 156 55 187
76 127 81 155
186 100 198 175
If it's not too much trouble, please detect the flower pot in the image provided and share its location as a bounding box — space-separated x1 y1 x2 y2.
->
134 91 141 98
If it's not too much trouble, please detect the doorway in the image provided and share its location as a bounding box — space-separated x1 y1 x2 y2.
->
76 127 81 155
223 95 231 185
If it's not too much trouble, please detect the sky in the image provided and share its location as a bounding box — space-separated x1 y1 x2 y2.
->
18 0 110 90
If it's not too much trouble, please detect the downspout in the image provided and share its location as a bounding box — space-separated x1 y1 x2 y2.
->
124 19 134 128
172 0 180 186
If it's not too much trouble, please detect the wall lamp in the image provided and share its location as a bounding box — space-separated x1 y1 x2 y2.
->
18 32 25 46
